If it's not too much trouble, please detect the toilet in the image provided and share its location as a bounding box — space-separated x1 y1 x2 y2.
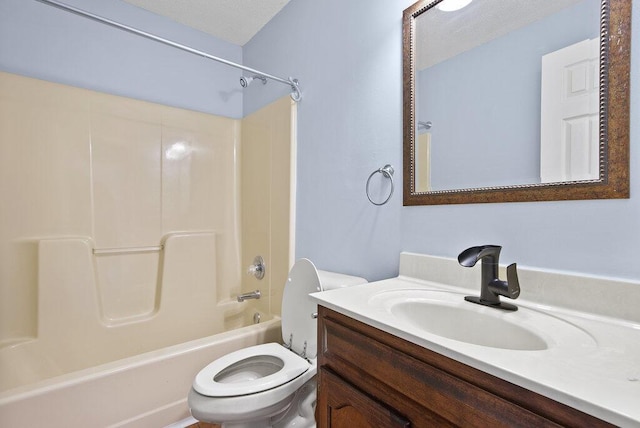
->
188 259 367 428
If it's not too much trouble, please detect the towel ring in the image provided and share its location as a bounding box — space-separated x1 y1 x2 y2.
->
366 164 394 206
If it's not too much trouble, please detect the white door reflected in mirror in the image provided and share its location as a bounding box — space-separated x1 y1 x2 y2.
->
540 38 600 183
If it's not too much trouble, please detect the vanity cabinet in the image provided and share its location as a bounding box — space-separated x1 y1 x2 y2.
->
316 306 613 428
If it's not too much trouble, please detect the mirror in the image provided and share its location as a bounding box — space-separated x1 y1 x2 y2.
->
403 0 630 205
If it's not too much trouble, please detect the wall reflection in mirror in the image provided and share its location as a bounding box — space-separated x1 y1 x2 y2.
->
414 0 600 192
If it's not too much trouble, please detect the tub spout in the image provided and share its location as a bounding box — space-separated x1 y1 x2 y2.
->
237 290 261 302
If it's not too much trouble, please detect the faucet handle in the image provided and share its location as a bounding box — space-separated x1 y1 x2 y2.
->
247 256 265 280
480 262 520 311
505 263 520 299
487 263 520 301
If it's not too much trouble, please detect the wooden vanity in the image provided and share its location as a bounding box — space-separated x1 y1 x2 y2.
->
316 306 612 428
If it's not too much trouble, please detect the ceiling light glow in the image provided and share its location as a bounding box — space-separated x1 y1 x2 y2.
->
437 0 473 12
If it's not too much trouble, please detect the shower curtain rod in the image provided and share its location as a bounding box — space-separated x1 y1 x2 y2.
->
35 0 302 101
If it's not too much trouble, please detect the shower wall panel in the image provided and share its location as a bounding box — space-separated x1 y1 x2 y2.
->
0 72 92 344
0 72 244 391
240 97 296 317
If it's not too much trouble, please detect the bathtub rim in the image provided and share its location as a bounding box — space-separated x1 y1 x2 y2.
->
0 314 281 404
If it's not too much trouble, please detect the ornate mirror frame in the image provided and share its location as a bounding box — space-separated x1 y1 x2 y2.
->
403 0 631 205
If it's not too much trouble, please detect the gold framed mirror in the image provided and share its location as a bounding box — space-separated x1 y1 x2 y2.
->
403 0 630 205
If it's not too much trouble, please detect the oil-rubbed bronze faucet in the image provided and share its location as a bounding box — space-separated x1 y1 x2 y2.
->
458 245 520 311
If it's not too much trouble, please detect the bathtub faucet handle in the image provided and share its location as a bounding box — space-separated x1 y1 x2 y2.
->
247 256 265 280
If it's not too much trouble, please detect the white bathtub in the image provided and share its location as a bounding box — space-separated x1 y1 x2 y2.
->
0 316 281 427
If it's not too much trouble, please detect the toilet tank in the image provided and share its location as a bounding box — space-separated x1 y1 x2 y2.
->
317 270 367 291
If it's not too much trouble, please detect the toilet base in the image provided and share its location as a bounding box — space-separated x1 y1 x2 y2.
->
270 378 316 428
190 378 317 428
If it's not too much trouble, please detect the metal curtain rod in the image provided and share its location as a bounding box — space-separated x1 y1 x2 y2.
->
35 0 302 101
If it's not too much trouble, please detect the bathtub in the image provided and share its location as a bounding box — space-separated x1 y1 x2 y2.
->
0 235 285 427
0 316 281 427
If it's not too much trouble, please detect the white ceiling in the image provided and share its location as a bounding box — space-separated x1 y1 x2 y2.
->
120 0 588 58
122 0 291 46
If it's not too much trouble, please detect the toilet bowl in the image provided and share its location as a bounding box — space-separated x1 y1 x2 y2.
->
188 259 366 428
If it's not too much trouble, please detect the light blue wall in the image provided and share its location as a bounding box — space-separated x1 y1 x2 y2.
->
244 0 409 280
2 0 637 282
245 0 640 282
419 0 599 190
0 0 243 118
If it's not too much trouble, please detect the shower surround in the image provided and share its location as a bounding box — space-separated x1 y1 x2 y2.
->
0 71 295 425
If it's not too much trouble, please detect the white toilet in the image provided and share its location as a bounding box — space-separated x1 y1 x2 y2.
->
188 259 367 428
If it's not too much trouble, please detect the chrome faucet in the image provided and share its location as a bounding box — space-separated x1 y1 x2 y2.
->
458 245 520 311
237 290 261 302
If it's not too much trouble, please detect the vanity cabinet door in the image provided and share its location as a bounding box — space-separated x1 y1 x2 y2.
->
317 368 410 428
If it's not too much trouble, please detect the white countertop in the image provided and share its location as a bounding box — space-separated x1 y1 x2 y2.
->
311 270 640 427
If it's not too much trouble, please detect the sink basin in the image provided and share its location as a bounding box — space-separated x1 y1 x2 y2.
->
391 300 547 350
368 289 596 351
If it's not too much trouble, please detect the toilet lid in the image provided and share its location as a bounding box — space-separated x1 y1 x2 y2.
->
281 259 322 359
193 343 310 397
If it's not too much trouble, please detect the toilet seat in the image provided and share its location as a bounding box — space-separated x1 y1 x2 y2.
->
193 342 310 397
